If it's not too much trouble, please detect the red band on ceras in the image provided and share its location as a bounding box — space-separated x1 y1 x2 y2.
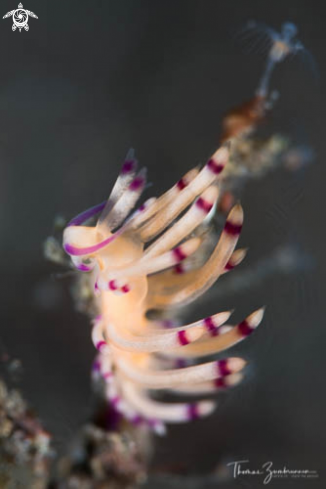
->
204 317 219 337
196 197 213 214
173 246 187 262
177 330 190 346
176 177 187 190
224 260 235 271
174 263 185 274
206 159 224 174
217 359 231 377
121 160 136 174
224 220 242 235
109 280 118 291
238 320 254 336
129 176 144 191
186 403 200 420
214 377 227 388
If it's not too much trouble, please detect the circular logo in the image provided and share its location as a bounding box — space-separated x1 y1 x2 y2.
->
13 9 28 28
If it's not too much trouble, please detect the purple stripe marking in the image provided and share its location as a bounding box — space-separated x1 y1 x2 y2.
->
76 263 92 272
173 247 187 262
204 317 219 337
64 227 123 256
224 220 243 236
238 320 254 337
187 403 200 420
131 415 143 426
103 371 113 379
110 396 120 406
175 358 187 368
224 261 235 271
148 419 160 429
214 377 227 388
217 359 231 377
178 330 190 346
176 178 187 190
207 159 224 175
196 197 213 214
96 340 107 351
162 320 175 329
129 176 144 191
174 264 185 274
92 360 101 372
109 280 117 291
68 200 106 227
121 160 136 174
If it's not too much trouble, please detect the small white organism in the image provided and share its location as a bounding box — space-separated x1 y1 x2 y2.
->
240 21 316 96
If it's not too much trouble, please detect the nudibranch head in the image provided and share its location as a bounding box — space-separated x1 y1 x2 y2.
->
63 145 264 434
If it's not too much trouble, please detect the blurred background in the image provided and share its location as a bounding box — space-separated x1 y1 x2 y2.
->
0 0 325 487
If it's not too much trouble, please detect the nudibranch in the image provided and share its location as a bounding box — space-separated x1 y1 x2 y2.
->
63 145 264 434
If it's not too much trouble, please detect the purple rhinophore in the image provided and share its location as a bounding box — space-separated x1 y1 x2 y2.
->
224 220 243 236
67 200 106 227
238 320 254 336
177 330 190 346
64 227 123 256
204 317 219 337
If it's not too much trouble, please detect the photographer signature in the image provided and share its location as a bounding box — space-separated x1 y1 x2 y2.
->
227 459 318 484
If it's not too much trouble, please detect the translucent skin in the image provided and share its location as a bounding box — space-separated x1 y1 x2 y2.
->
63 146 264 433
240 21 313 97
98 234 147 329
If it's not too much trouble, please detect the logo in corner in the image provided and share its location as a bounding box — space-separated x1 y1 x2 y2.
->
3 3 38 32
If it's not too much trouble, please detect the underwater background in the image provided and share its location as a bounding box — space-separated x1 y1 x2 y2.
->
0 0 325 486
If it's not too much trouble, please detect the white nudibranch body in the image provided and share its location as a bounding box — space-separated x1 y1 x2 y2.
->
63 146 264 434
